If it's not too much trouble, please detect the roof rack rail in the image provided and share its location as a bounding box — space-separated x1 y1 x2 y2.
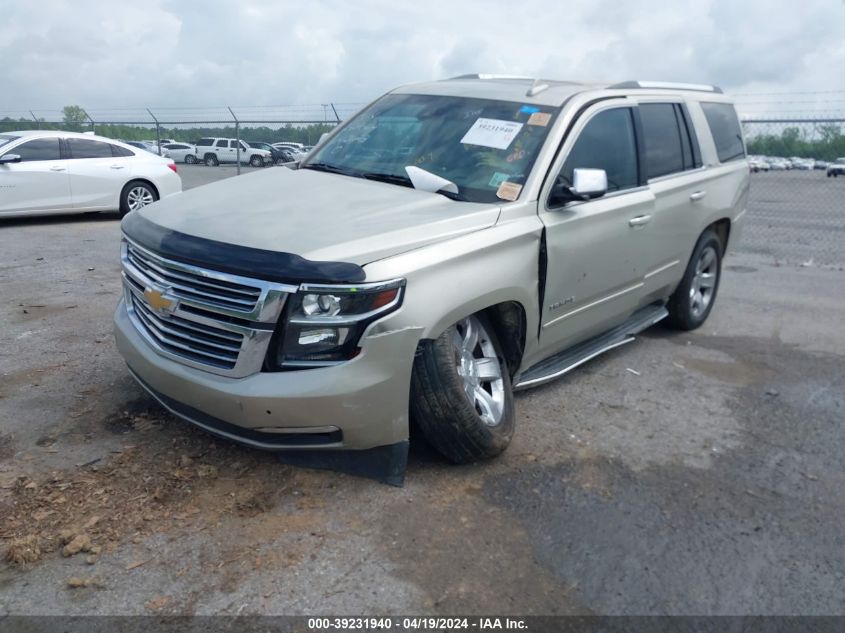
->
448 73 536 81
609 80 723 94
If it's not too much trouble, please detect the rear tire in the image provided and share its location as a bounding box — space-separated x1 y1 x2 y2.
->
666 229 722 330
119 180 158 217
185 155 196 164
204 153 218 167
410 313 515 463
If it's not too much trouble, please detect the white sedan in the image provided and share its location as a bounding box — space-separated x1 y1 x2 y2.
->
0 131 181 218
162 143 198 164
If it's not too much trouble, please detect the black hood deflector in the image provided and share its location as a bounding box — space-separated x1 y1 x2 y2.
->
122 212 366 284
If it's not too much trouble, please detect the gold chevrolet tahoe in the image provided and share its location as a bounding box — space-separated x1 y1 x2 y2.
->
114 75 749 481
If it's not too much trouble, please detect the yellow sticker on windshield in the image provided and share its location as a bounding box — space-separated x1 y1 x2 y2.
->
496 181 522 201
527 112 552 127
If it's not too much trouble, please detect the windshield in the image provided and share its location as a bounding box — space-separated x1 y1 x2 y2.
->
0 135 20 150
303 94 559 203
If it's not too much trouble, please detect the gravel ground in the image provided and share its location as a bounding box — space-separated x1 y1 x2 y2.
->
0 168 843 615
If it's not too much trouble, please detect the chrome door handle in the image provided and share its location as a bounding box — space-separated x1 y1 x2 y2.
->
110 164 125 170
49 166 66 172
690 190 707 201
628 215 652 227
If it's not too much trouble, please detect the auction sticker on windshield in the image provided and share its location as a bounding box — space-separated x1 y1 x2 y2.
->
461 118 523 150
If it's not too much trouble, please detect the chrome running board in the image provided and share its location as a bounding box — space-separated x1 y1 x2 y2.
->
514 304 668 391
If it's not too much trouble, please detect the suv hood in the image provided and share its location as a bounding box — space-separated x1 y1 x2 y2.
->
133 167 500 265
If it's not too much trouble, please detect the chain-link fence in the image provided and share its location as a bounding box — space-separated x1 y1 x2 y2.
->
2 103 843 266
0 103 366 146
741 117 845 267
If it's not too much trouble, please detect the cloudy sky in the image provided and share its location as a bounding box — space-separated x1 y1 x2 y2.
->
1 0 844 120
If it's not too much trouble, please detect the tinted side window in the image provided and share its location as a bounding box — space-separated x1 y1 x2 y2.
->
67 138 113 159
639 103 686 179
9 138 61 162
111 144 135 157
559 107 639 195
215 140 228 148
701 102 745 163
196 139 213 146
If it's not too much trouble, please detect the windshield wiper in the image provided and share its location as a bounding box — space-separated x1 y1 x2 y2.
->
360 172 414 188
301 162 360 177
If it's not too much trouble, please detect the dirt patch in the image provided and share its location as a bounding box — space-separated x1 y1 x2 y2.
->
0 401 296 570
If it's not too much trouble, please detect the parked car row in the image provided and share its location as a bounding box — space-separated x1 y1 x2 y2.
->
141 139 309 167
747 154 835 173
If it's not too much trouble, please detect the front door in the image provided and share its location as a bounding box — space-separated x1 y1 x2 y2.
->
214 139 233 163
0 136 71 214
539 102 655 354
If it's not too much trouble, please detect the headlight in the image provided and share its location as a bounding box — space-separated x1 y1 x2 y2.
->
267 279 405 369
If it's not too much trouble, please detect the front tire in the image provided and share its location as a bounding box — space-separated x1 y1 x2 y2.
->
185 154 196 164
410 314 515 463
250 155 264 167
119 181 158 217
666 229 722 330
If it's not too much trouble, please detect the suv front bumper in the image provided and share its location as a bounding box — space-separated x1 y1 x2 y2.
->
114 298 419 451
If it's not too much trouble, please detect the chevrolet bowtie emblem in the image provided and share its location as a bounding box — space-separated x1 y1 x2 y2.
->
143 286 177 314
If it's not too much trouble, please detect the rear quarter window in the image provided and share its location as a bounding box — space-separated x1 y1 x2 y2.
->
111 144 135 157
196 139 213 146
701 102 746 163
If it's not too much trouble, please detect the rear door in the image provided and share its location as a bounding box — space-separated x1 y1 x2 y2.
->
66 138 130 210
0 136 71 214
634 101 709 302
539 101 655 354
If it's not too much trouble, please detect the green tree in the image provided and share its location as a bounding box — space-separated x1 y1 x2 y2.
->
62 105 88 131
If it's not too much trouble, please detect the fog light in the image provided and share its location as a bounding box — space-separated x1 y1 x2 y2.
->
298 328 339 346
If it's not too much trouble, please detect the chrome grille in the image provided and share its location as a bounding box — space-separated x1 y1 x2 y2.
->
121 239 297 377
130 294 243 369
125 242 262 313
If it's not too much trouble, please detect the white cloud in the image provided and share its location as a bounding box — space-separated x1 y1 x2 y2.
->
1 0 843 119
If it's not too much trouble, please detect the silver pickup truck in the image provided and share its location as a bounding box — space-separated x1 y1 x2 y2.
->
114 75 749 481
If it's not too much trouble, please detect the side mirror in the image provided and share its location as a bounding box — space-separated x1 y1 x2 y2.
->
572 168 607 198
0 154 21 164
550 168 608 206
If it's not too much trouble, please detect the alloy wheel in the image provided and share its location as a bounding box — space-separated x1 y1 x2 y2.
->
690 245 718 318
127 186 154 211
450 316 505 427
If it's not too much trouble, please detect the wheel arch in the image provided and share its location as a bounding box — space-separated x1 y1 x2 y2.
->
482 301 527 379
709 217 731 253
415 297 529 380
121 178 160 200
